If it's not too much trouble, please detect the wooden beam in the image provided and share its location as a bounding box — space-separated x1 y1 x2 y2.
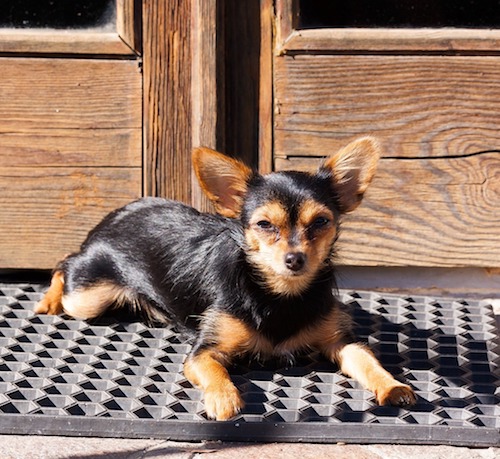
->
0 167 141 269
0 30 134 55
274 55 500 159
143 0 192 201
281 28 500 54
190 0 218 211
258 0 274 174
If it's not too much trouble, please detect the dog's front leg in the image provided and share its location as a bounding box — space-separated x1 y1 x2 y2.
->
184 348 244 420
325 341 417 407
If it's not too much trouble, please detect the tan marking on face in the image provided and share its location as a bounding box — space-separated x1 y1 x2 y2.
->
298 200 334 229
248 201 290 243
296 198 337 278
245 199 337 296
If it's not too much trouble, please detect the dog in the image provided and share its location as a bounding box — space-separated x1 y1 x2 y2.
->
36 137 416 420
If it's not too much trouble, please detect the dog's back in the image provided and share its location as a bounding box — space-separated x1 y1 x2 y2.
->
59 198 242 329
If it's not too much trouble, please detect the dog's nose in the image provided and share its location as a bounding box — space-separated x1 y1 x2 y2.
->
284 252 306 272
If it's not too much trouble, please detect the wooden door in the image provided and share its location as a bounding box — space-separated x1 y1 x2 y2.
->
0 0 215 270
271 0 500 268
0 0 142 269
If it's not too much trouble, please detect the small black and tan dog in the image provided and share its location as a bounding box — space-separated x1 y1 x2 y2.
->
36 137 416 420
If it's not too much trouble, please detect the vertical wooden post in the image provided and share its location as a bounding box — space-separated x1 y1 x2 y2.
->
259 0 274 174
190 0 219 211
143 0 192 202
143 0 270 204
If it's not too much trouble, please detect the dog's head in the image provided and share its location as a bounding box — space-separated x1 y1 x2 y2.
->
193 137 380 296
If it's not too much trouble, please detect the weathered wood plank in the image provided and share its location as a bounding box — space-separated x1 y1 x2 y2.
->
259 0 275 174
0 58 142 130
0 129 141 167
279 28 500 54
0 57 143 269
143 0 192 201
0 167 142 269
274 55 500 159
190 0 218 212
275 153 500 267
0 31 134 55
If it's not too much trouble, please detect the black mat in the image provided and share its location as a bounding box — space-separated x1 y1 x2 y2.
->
0 284 498 446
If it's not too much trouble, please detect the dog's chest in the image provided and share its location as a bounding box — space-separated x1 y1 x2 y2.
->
247 295 330 347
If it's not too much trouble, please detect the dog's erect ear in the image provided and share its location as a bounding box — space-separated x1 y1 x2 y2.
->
321 137 381 213
192 147 253 218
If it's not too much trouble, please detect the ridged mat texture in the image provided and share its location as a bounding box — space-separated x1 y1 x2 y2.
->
0 284 498 446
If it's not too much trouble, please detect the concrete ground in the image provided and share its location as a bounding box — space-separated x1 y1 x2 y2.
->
1 436 499 459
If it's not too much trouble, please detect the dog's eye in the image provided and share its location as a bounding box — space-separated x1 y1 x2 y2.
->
312 217 329 228
256 220 273 230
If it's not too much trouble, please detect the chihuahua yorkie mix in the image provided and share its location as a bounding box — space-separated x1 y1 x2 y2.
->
36 137 416 420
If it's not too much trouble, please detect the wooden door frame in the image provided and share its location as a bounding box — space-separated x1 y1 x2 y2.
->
142 0 274 209
0 0 141 55
142 0 216 207
275 0 500 53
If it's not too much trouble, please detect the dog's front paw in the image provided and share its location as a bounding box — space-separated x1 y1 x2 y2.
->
376 383 417 407
204 383 245 421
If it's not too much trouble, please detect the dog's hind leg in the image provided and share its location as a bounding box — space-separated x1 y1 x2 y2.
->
35 270 65 315
35 271 129 320
61 282 132 320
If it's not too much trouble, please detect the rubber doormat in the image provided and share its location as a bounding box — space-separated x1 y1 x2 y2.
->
0 284 498 446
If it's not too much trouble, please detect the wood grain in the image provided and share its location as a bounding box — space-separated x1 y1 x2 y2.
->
143 0 192 201
258 0 275 174
274 55 500 159
117 0 142 53
0 57 142 269
190 0 218 212
279 28 500 54
0 30 134 55
0 167 141 269
0 129 141 167
275 0 298 53
0 58 142 130
276 153 500 267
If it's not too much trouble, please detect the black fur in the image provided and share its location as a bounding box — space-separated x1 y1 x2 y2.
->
39 139 419 419
61 189 345 344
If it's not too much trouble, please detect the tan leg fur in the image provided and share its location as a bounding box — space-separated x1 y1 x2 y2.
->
34 271 65 315
332 342 416 406
184 350 245 421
